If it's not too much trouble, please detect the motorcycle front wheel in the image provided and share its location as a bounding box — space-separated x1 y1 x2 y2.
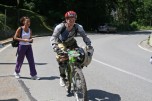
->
73 67 88 101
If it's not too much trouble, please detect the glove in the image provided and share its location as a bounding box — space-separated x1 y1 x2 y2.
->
86 45 93 50
86 45 94 56
54 47 62 54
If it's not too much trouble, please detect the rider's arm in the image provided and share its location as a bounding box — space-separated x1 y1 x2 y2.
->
50 23 64 50
77 24 91 46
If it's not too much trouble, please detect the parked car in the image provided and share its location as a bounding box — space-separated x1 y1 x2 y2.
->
97 23 117 33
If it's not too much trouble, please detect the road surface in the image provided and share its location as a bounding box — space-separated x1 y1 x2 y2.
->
0 31 152 101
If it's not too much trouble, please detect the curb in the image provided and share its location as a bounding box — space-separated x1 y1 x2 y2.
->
0 38 12 46
139 39 152 52
0 34 51 46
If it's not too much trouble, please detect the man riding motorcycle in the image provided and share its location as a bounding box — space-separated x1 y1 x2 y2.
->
50 11 93 86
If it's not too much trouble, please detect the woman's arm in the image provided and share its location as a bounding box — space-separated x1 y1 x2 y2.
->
14 27 30 42
29 29 33 43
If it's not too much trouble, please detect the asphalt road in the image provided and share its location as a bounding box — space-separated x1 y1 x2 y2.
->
0 31 152 101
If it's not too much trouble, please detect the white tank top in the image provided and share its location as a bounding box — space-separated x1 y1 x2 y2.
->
19 28 31 45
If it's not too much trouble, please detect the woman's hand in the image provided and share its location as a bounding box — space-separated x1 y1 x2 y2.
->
24 39 33 42
29 38 33 43
24 39 29 42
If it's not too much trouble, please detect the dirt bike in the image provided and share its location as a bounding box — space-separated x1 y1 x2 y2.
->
58 47 88 101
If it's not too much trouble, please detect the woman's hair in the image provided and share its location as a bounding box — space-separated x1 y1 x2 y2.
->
20 16 30 25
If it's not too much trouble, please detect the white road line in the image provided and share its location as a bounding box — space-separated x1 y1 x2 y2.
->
0 44 11 53
93 58 152 84
138 43 152 53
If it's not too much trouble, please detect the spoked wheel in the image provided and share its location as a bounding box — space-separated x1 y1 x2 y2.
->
73 67 88 101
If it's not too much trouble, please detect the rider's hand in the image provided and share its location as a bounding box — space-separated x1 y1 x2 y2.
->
54 47 59 52
54 47 62 54
86 45 93 50
57 49 63 55
86 45 94 56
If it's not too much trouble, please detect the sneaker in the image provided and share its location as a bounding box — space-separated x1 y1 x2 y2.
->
14 72 20 78
60 77 65 87
31 75 40 80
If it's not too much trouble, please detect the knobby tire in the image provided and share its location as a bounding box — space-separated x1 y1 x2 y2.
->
73 67 88 101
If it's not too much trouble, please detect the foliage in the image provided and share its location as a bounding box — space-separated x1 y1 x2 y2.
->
139 26 152 30
19 9 51 33
0 4 51 34
0 17 12 40
1 0 152 32
0 13 5 30
130 21 139 30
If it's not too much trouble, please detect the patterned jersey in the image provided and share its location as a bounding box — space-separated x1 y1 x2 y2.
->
50 23 91 49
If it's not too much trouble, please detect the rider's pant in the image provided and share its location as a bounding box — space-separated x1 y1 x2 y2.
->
58 63 66 78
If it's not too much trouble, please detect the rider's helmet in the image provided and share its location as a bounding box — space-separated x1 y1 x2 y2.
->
64 11 77 19
78 46 94 67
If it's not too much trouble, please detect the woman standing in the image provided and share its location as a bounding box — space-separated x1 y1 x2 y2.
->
13 16 40 80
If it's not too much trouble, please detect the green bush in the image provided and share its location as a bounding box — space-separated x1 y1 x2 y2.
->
139 26 152 30
0 13 5 30
130 21 139 30
19 9 52 34
130 21 152 30
0 4 52 36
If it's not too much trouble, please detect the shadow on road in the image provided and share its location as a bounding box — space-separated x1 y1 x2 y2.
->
20 76 60 80
0 63 47 65
0 99 18 101
40 76 60 80
20 77 33 80
88 89 121 101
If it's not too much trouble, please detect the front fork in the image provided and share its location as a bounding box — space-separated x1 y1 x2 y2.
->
67 63 77 93
67 63 81 93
